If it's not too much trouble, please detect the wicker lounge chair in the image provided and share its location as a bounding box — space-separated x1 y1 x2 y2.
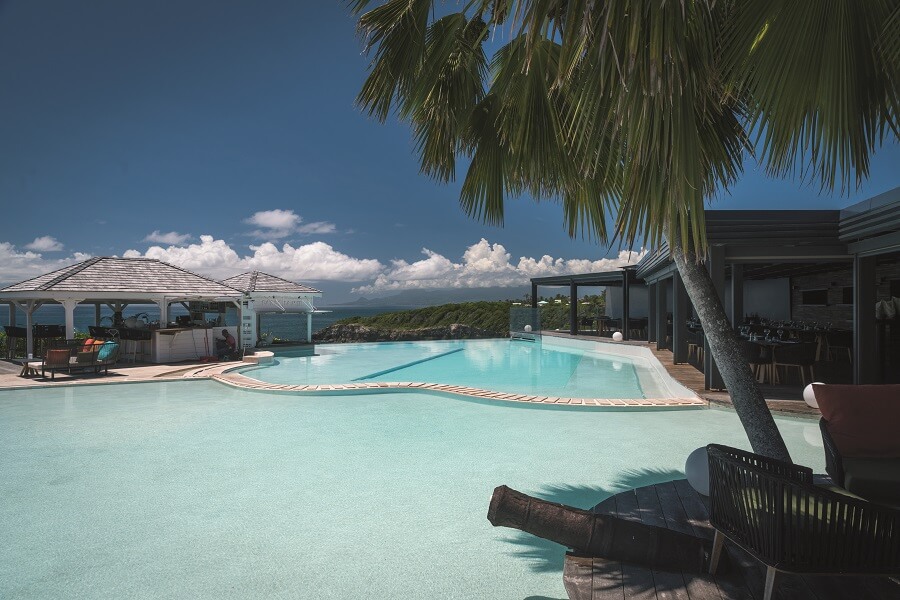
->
707 444 900 600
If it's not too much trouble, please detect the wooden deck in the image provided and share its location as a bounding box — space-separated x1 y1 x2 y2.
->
645 344 821 418
540 333 821 417
564 479 899 599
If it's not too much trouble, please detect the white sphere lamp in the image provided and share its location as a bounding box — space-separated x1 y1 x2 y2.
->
524 324 532 332
612 331 623 342
803 382 824 409
685 447 710 496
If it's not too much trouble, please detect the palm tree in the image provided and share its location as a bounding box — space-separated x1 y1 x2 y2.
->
349 0 900 461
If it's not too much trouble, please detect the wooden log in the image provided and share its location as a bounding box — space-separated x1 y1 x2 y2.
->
488 485 712 573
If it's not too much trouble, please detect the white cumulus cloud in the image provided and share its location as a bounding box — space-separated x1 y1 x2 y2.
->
0 235 644 298
144 230 192 245
352 239 646 294
125 235 242 279
124 236 383 282
0 243 91 286
297 221 337 235
244 209 336 239
25 236 64 252
245 209 300 232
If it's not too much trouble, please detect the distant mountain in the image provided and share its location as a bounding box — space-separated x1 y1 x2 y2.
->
332 287 529 308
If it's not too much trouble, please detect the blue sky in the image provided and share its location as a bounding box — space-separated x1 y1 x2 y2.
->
1 0 898 303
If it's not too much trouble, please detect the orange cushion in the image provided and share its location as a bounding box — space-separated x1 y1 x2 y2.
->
93 340 105 346
82 338 94 352
814 384 900 458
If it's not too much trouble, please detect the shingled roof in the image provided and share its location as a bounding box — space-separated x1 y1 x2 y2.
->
0 257 241 297
221 271 321 294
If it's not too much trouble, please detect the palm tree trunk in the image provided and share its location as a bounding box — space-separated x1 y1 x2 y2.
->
670 238 792 463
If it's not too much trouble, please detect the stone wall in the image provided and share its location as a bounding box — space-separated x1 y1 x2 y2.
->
790 259 900 327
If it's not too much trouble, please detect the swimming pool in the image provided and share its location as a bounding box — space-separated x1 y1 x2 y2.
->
0 380 825 599
242 338 684 400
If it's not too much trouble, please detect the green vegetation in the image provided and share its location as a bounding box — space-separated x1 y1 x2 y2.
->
337 301 513 334
334 294 606 334
537 294 605 331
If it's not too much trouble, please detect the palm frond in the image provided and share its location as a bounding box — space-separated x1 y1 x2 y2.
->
409 13 488 182
356 0 432 121
352 0 897 256
724 0 899 192
459 94 514 226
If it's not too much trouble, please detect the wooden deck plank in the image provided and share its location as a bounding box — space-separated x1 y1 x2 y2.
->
651 570 689 600
591 558 626 600
672 479 714 540
709 552 756 600
593 495 618 517
634 485 668 529
654 481 696 537
614 490 642 523
770 573 818 600
801 574 869 600
621 562 657 600
564 555 596 600
681 573 724 600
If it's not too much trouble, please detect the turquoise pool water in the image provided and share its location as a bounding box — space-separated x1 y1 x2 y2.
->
0 380 826 599
245 339 672 398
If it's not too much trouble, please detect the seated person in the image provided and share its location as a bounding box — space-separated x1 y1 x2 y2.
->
215 329 237 360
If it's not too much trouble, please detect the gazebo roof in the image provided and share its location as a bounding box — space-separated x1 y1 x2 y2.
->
0 256 241 298
221 271 321 295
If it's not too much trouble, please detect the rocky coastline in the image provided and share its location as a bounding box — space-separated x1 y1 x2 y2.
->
312 323 502 343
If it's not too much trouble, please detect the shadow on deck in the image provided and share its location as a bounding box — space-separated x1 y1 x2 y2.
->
560 478 899 599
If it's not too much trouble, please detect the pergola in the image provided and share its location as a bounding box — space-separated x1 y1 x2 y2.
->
0 257 243 356
221 271 322 345
530 266 643 339
636 186 900 388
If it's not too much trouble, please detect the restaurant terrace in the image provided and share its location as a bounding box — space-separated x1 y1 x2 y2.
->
531 186 900 391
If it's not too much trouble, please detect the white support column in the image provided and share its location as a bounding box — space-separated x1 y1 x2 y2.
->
14 300 37 358
60 299 82 340
26 305 33 357
157 299 168 328
8 303 15 327
307 312 313 343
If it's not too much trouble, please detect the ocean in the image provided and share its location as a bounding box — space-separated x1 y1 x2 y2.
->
0 304 406 340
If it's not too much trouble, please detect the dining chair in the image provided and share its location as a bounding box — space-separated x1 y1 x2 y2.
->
772 342 818 385
742 340 773 384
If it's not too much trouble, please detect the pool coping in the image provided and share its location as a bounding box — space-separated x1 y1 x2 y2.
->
189 362 706 410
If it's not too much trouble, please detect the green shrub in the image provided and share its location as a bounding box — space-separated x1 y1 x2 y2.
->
336 301 513 334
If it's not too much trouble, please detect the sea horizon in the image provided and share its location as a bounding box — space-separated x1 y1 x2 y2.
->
0 304 409 340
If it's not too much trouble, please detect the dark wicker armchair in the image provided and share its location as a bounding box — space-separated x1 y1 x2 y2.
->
707 444 900 600
820 418 900 508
